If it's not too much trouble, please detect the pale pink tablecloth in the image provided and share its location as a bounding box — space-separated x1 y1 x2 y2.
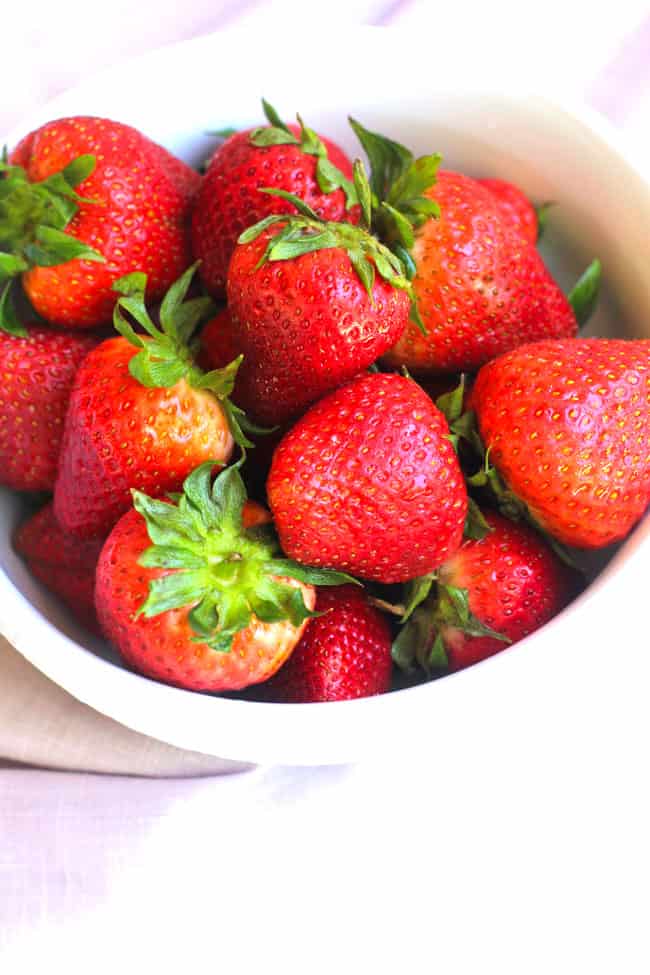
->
2 4 650 971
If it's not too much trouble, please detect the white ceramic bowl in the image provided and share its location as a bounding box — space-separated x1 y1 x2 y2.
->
1 30 648 765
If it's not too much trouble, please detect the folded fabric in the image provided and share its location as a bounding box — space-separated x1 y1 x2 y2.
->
0 638 254 777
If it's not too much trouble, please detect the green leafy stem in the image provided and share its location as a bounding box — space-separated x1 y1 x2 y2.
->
112 262 267 450
134 461 357 652
0 151 105 335
248 98 358 210
238 170 426 333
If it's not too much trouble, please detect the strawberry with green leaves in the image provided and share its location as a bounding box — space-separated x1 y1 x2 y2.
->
14 502 106 634
192 99 359 297
54 264 256 539
466 338 650 549
263 584 393 702
1 116 200 330
267 372 468 582
348 119 590 374
226 166 419 426
95 463 353 692
392 510 577 675
0 324 98 491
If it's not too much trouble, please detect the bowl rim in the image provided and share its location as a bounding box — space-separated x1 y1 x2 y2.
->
1 29 649 765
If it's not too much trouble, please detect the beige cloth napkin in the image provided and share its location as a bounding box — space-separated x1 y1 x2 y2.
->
0 637 253 776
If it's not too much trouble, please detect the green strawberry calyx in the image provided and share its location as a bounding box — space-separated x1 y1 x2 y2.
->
238 168 426 333
432 376 492 542
568 258 601 329
248 99 358 210
0 151 105 336
134 461 358 652
112 262 265 450
390 574 510 676
348 117 442 267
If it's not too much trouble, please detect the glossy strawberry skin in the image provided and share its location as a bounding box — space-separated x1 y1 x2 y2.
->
198 307 254 411
54 337 233 538
470 339 650 548
14 502 106 634
439 511 576 671
267 373 468 583
383 171 576 374
192 125 356 297
227 228 410 425
0 325 98 491
198 309 242 374
263 585 393 702
95 503 315 692
479 177 537 245
10 116 201 328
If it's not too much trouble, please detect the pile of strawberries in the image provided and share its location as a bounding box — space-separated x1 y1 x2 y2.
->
2 101 649 703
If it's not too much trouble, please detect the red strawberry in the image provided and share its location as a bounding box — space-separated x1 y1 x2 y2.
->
383 170 577 373
192 99 358 297
348 120 580 374
263 585 392 702
54 265 246 539
227 191 414 426
478 177 538 245
393 510 577 674
469 338 650 548
199 308 242 374
14 502 106 634
2 116 200 330
198 307 253 411
198 309 290 502
0 325 98 491
95 463 349 692
267 372 468 583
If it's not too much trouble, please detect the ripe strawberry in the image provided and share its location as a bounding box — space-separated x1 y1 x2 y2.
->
469 339 650 548
227 186 415 426
0 324 98 491
2 116 200 330
384 170 577 373
198 306 255 412
348 120 581 374
263 585 392 702
478 177 538 245
54 264 250 539
95 463 351 692
199 308 242 374
14 502 105 634
267 372 468 583
392 510 577 674
192 99 358 297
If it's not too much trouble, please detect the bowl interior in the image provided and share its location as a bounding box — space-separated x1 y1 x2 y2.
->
1 32 649 764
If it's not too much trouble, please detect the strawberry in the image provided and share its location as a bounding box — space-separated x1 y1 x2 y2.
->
53 264 252 539
199 308 242 375
392 510 577 675
198 306 255 413
191 99 358 297
262 585 393 702
1 116 200 330
478 177 538 245
0 324 98 491
94 463 351 692
14 502 106 634
226 181 416 426
348 120 584 374
468 338 650 548
267 372 468 583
